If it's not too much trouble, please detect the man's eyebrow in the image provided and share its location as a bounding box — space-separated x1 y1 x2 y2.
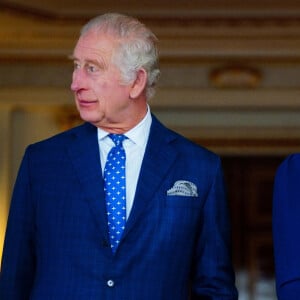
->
67 56 101 66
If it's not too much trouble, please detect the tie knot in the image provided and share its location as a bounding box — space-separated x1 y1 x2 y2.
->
109 134 127 147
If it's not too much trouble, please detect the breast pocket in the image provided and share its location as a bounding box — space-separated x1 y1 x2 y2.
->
165 195 203 209
164 195 204 229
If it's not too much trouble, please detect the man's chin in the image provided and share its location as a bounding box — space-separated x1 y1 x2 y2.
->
80 115 105 128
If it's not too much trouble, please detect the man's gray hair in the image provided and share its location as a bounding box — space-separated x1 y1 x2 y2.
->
80 13 160 100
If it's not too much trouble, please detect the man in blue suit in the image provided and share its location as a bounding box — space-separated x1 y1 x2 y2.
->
0 13 238 299
273 154 300 299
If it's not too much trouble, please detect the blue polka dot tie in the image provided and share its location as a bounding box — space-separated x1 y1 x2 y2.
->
104 134 127 253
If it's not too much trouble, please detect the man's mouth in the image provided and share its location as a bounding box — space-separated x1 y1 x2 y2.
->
78 99 98 106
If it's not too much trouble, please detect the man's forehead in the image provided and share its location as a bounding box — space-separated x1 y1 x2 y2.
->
72 43 112 60
73 32 116 56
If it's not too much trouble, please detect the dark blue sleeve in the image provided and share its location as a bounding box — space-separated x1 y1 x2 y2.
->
273 153 300 300
0 147 36 299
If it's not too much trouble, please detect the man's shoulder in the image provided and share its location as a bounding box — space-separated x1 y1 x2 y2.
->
151 115 220 163
28 122 95 151
172 130 220 164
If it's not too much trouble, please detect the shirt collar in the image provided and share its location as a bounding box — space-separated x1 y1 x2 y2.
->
97 105 152 147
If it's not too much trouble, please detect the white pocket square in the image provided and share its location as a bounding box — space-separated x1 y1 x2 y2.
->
167 180 198 197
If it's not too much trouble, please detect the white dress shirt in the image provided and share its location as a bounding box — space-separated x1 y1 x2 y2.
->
98 107 152 219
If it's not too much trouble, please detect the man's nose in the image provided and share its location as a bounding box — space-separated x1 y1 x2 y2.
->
70 69 84 92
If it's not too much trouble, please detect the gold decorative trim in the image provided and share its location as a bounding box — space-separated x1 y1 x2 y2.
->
210 66 262 89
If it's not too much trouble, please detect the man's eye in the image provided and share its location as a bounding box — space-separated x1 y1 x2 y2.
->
73 62 80 70
87 65 97 73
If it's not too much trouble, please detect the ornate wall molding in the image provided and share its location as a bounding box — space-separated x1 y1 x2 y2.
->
2 3 300 61
1 3 300 156
2 0 300 20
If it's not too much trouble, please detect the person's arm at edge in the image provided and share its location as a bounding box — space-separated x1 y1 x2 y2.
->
273 153 300 299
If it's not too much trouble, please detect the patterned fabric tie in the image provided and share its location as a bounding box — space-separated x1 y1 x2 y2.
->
104 134 127 253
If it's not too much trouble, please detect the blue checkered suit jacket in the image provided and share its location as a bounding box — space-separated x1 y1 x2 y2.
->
0 115 238 299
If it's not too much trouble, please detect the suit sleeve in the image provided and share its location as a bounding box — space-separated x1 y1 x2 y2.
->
192 157 238 300
0 147 36 299
273 154 300 300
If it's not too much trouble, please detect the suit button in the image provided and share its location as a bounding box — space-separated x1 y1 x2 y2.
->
107 280 114 287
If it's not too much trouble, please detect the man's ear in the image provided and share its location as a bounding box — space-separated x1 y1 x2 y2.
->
129 68 147 99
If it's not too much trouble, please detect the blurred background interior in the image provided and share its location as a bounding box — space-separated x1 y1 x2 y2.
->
2 0 300 298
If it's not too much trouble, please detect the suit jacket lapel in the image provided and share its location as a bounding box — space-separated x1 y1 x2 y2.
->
64 119 179 248
66 123 108 239
123 116 178 238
